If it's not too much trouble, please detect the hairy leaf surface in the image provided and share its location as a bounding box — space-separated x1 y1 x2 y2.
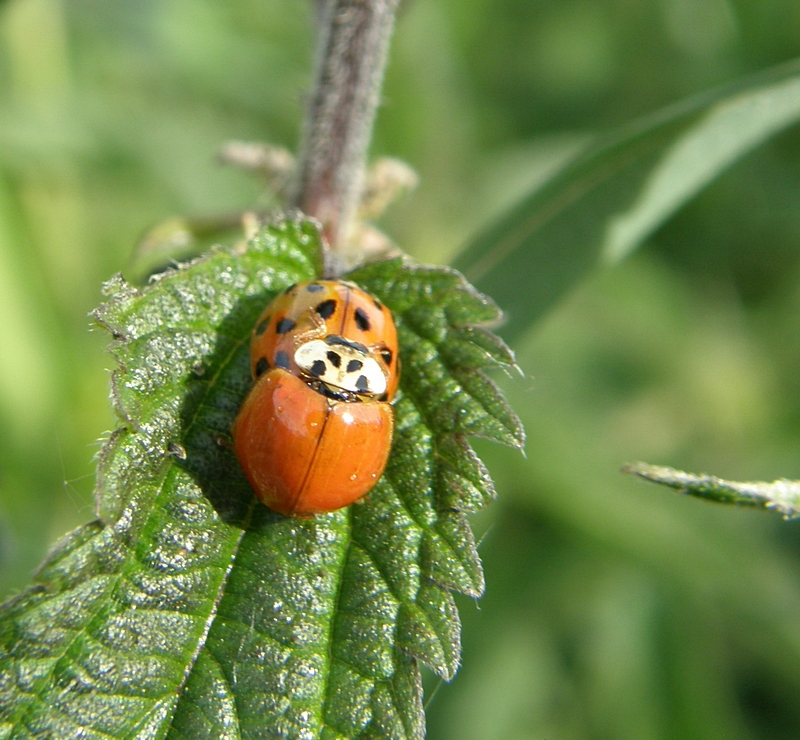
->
0 218 522 739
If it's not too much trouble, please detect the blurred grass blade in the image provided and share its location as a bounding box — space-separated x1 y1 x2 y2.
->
625 462 800 520
603 75 800 264
454 57 800 342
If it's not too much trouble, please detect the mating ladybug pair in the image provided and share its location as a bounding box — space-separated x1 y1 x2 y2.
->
232 280 399 517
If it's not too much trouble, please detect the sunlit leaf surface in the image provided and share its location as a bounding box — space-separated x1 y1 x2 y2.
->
0 218 522 739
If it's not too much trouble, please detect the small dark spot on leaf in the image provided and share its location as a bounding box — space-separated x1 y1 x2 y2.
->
276 317 296 334
354 308 371 331
326 351 342 368
316 299 337 319
255 357 269 377
346 359 363 373
310 360 327 377
275 351 290 369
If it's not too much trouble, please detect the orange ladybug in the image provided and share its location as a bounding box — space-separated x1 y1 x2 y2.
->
232 280 399 517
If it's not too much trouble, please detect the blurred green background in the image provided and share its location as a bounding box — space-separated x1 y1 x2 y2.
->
2 0 800 737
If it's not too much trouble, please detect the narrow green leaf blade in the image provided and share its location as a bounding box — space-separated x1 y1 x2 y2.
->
455 58 800 341
625 462 800 520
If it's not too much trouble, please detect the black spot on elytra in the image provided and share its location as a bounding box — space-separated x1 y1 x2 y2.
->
355 375 369 392
316 299 337 319
354 308 371 332
325 335 368 354
276 317 296 334
283 283 297 295
310 360 327 377
380 349 393 366
275 351 290 370
346 359 363 373
255 316 271 335
326 351 342 368
307 283 325 292
255 357 269 377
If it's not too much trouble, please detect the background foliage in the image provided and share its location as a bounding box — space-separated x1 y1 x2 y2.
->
2 0 800 738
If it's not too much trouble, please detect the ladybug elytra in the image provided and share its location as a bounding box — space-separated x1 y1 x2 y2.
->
232 280 399 517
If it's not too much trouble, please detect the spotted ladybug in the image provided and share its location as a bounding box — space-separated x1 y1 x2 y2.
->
232 280 399 517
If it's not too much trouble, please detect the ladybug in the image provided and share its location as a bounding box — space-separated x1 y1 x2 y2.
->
232 280 399 517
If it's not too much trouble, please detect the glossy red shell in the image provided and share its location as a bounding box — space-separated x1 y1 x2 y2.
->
233 370 393 517
232 280 399 517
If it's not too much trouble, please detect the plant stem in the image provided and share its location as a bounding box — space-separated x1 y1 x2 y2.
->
291 0 400 270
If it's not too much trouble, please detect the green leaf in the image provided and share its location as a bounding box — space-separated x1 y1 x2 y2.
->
0 218 522 738
454 57 800 342
624 462 800 520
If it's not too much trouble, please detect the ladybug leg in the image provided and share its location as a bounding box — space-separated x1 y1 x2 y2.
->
292 309 329 344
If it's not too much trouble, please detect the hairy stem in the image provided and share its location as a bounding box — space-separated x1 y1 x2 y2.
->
292 0 400 269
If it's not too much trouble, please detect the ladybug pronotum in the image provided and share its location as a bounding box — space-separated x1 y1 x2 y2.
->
232 280 399 517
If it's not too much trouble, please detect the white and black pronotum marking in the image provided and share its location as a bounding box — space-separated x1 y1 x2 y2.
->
294 336 387 397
